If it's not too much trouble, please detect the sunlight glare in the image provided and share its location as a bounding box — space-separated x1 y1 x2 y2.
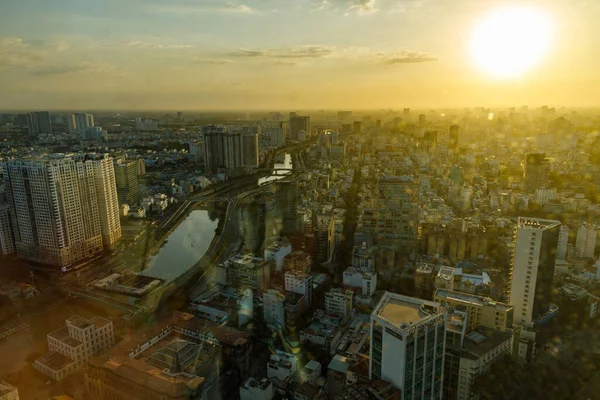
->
470 6 553 78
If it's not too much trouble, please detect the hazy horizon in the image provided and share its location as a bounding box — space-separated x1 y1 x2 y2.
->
2 0 600 110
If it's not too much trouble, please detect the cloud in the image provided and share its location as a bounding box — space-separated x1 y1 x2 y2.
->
224 4 254 13
31 64 92 76
349 0 377 14
379 51 438 64
229 46 334 58
0 38 43 71
125 41 195 49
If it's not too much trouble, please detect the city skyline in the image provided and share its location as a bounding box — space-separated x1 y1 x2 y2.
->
1 0 600 110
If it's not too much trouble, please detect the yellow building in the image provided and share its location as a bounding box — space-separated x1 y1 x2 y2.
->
434 288 513 332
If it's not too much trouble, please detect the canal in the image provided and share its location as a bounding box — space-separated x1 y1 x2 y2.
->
140 209 219 282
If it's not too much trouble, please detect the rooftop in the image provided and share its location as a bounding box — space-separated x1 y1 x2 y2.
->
462 327 513 358
328 355 350 374
435 288 513 311
66 315 93 330
0 380 17 396
295 382 320 399
374 292 443 329
517 217 561 231
36 351 74 371
437 266 455 281
48 327 83 348
242 377 271 391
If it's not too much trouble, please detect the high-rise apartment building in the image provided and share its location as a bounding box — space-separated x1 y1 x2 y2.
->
2 154 121 268
275 180 298 235
509 217 560 327
26 111 52 135
576 222 597 258
113 159 140 206
324 288 353 318
241 132 259 168
370 292 446 399
449 125 459 151
0 203 14 256
73 113 95 136
556 224 569 260
263 289 285 328
523 153 550 194
203 125 258 171
376 176 419 253
509 218 559 363
290 115 311 140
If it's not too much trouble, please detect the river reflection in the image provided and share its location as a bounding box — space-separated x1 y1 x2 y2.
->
258 153 293 185
141 209 219 281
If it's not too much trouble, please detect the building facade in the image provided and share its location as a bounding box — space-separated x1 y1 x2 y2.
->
370 292 447 400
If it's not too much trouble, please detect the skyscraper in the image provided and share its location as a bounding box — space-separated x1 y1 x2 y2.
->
524 153 550 194
370 292 446 399
353 121 362 134
73 113 95 136
449 125 459 151
26 111 52 135
2 154 121 268
556 224 569 260
203 125 227 171
419 114 426 127
241 132 259 168
289 115 311 140
376 176 420 253
576 222 597 258
275 180 298 235
113 159 140 206
509 217 560 327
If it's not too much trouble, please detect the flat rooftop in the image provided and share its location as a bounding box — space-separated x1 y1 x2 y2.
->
36 351 73 371
48 327 83 348
66 315 93 330
378 298 424 326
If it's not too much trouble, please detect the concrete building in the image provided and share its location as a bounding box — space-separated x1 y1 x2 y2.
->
35 316 114 381
0 203 14 255
509 217 560 363
285 270 313 307
216 254 270 290
267 350 298 381
434 289 513 332
370 292 447 399
524 153 550 194
134 117 158 131
315 214 335 264
534 188 557 205
0 381 19 400
264 237 292 272
240 378 273 400
190 288 253 327
263 289 285 328
290 115 311 140
443 311 513 400
557 225 569 260
576 222 597 259
114 159 140 206
352 242 375 271
275 180 298 235
342 267 377 297
325 288 353 318
73 113 95 135
376 176 419 253
2 154 121 268
284 250 312 273
85 313 231 400
269 124 286 148
241 132 259 168
301 360 321 385
26 111 52 135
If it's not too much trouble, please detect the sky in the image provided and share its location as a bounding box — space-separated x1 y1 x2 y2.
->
1 0 599 110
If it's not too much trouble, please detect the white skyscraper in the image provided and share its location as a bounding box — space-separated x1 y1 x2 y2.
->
2 154 121 268
370 292 446 399
509 217 560 363
576 223 597 258
556 225 569 260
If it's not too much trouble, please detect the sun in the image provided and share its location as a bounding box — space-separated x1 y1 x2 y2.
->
470 6 553 78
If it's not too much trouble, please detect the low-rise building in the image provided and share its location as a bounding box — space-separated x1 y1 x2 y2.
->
240 378 273 400
264 237 292 273
267 351 298 382
217 253 270 290
295 382 320 400
190 287 253 327
284 250 312 273
325 288 353 318
285 270 313 307
0 381 19 400
300 310 343 354
342 267 377 297
301 360 322 385
434 289 513 332
35 316 114 381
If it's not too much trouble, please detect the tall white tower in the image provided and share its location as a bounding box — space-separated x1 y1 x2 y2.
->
576 223 597 258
